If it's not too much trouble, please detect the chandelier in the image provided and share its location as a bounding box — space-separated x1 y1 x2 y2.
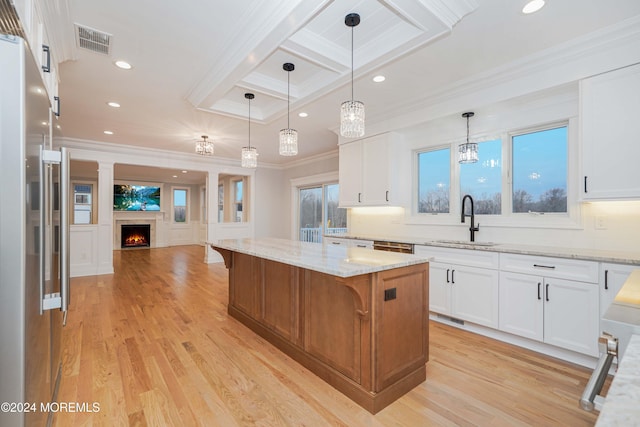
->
241 93 258 168
279 62 298 156
195 135 214 156
340 13 365 138
458 112 478 164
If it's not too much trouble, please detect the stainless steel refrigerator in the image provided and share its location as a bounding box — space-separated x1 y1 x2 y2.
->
0 33 69 427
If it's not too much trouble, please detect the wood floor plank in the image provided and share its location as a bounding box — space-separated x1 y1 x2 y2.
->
53 245 603 426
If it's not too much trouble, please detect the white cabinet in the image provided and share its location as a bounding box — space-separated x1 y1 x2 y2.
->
581 63 640 200
416 246 499 329
323 236 373 249
338 133 400 207
499 254 599 356
599 263 637 326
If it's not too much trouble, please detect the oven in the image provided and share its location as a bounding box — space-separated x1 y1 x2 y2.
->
372 241 414 254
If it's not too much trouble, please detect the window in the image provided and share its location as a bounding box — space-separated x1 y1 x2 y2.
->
460 139 502 214
512 126 567 213
298 183 346 243
218 184 224 222
417 147 450 213
73 183 93 224
233 180 243 222
173 188 188 223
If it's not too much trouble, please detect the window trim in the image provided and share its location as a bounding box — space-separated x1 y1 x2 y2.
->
171 186 189 224
408 118 582 230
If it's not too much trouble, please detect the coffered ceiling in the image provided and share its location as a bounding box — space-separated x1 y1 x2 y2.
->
36 0 640 168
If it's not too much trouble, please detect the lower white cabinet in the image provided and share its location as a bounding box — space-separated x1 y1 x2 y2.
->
429 261 499 329
599 263 637 316
499 271 599 356
323 236 373 249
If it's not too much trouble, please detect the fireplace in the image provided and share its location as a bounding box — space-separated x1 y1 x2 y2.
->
121 224 151 248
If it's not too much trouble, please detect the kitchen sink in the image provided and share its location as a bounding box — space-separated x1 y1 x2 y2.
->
431 239 496 247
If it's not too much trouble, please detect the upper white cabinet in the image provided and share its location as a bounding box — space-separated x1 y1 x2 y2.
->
338 133 401 207
580 63 640 200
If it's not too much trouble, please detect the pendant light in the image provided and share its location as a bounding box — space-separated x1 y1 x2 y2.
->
279 63 298 156
340 13 365 138
241 93 258 168
458 112 478 164
195 135 214 156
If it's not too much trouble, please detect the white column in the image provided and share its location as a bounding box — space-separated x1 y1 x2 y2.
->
205 171 223 263
97 161 114 274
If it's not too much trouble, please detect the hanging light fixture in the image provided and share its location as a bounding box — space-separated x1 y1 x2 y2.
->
458 112 478 164
195 135 214 156
241 93 258 168
340 13 365 138
279 63 298 156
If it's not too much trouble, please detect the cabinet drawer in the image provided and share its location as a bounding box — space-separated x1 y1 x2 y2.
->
415 245 499 269
324 237 373 249
500 253 598 283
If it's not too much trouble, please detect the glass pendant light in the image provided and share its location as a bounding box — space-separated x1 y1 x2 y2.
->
279 63 298 156
241 93 258 168
340 13 365 138
195 135 214 156
458 112 478 164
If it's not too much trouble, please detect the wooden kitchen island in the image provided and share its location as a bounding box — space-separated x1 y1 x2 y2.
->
210 237 429 414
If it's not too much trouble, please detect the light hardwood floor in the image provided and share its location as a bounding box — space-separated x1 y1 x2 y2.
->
53 245 602 426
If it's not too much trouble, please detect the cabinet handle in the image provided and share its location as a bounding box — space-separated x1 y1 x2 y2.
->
358 192 361 203
604 270 609 290
385 190 389 202
54 96 60 117
451 269 455 284
331 242 340 245
538 282 541 300
356 244 366 248
584 176 588 193
545 283 550 302
42 45 50 73
533 264 556 269
446 269 450 283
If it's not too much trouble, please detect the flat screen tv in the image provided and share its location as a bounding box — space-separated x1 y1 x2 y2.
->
113 184 161 211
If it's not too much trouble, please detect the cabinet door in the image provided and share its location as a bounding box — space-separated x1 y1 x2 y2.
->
499 272 544 342
581 63 640 200
362 135 391 205
543 278 599 356
338 141 363 207
600 263 636 325
428 262 451 315
450 265 500 329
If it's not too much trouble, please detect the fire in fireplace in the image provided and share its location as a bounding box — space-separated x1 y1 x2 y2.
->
121 224 151 248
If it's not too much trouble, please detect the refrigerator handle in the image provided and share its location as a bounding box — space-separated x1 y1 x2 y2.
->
60 147 70 316
38 145 46 315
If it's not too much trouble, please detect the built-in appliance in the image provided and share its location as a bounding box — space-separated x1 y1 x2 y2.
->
0 31 70 426
580 269 640 411
373 240 414 254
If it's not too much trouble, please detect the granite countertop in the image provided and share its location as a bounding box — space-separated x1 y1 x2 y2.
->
209 237 429 278
328 234 640 265
596 334 640 426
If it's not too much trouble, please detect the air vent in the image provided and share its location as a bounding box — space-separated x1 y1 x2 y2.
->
75 24 111 55
0 0 25 38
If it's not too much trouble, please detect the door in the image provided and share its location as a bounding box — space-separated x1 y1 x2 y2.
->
298 183 346 243
450 265 499 328
543 278 599 356
499 271 544 341
428 262 451 315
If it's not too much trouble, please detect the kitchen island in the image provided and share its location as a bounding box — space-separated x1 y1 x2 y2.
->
210 238 430 413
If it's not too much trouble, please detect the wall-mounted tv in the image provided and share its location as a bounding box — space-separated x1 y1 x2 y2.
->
113 184 161 211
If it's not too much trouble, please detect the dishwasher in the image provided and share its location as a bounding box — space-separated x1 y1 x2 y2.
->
372 240 414 254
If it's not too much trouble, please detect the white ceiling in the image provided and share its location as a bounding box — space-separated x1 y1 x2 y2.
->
49 0 640 178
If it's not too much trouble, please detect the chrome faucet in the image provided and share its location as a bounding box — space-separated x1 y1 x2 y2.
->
461 194 479 242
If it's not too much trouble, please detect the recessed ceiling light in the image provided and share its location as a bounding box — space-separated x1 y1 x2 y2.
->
181 170 187 174
298 112 308 118
103 130 114 135
373 75 386 83
172 175 178 178
42 121 48 126
522 0 545 14
114 60 132 70
107 101 121 108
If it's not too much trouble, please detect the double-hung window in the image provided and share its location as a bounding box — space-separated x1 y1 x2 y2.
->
173 188 188 223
